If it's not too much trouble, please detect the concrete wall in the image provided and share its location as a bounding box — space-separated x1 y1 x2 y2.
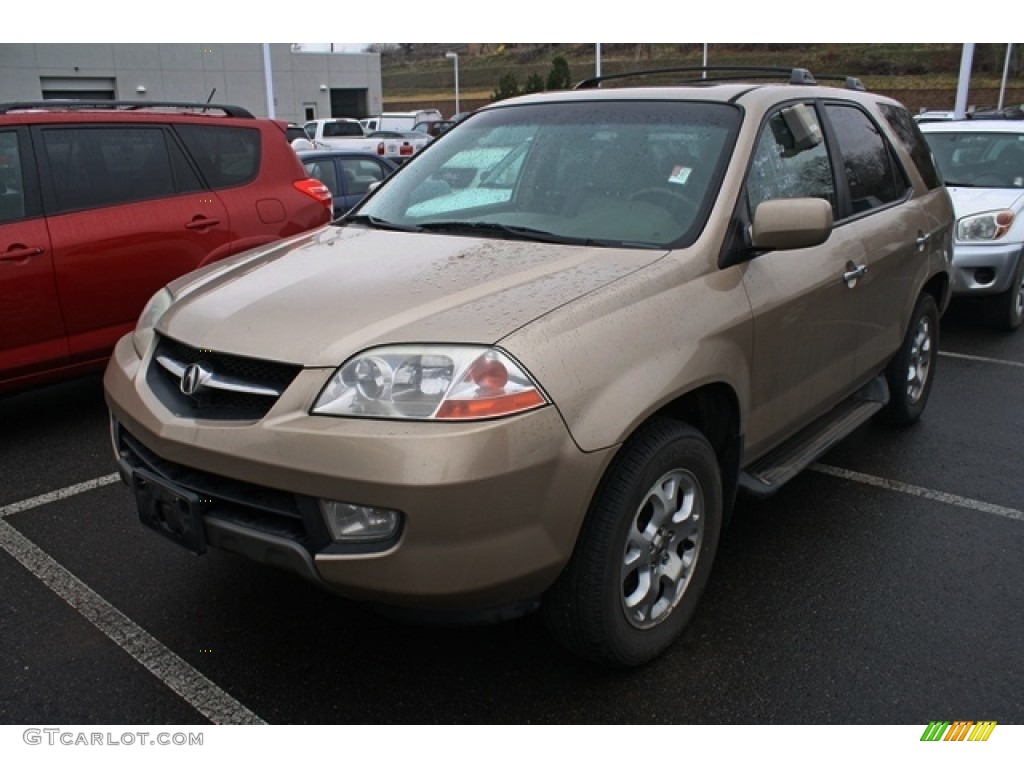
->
0 43 383 123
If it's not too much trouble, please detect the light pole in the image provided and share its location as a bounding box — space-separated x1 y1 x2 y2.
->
445 51 460 116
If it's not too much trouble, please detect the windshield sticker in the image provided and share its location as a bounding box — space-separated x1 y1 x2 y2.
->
668 165 692 185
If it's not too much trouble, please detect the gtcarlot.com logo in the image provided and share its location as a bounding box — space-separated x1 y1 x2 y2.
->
23 729 203 747
921 721 997 742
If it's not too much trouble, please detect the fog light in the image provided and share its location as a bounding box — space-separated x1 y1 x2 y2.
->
974 268 996 286
320 500 401 542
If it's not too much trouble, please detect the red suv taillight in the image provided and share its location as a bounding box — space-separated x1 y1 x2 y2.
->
376 141 386 156
293 178 332 210
400 143 414 157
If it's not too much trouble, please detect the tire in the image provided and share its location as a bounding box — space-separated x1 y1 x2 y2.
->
542 419 722 667
982 255 1024 332
881 293 939 427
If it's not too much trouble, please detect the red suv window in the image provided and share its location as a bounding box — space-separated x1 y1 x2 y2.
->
175 124 260 188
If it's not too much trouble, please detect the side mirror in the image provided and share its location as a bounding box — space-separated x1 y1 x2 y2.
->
750 197 833 251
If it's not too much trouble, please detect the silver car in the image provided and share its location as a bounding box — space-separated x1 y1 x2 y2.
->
920 112 1024 330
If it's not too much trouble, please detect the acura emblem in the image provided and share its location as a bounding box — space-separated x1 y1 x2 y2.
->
180 363 211 397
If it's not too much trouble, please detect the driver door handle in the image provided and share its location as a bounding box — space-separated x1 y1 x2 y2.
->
0 244 44 262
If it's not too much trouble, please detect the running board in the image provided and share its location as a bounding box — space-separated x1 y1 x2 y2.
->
738 376 889 498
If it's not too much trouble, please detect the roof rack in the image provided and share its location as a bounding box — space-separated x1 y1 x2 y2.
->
0 100 254 118
967 105 1024 120
574 66 865 91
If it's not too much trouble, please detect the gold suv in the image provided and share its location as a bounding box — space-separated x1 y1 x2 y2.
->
105 67 954 666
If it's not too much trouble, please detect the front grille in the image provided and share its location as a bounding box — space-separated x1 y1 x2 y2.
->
147 334 302 420
116 425 331 551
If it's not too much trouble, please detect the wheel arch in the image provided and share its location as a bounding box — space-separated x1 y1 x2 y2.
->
921 269 952 315
651 382 743 523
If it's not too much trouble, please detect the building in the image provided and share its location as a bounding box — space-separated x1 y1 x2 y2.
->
0 43 383 123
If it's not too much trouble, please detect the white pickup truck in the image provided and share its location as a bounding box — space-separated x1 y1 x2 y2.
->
299 118 379 153
299 118 430 164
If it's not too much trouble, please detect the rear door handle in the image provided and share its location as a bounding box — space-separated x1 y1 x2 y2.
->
843 263 868 287
185 216 221 231
0 245 44 262
916 231 931 250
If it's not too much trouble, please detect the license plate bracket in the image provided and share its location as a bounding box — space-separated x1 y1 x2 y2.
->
132 468 207 555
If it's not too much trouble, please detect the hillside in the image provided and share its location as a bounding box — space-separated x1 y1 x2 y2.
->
378 43 1024 115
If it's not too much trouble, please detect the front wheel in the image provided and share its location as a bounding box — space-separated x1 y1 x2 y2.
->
542 419 722 667
880 293 939 426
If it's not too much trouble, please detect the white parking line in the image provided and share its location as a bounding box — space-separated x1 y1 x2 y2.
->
0 474 120 518
3 458 1020 726
0 479 266 725
939 350 1024 369
811 463 1024 522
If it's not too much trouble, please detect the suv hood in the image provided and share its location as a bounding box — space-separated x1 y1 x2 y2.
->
946 186 1024 217
159 225 665 366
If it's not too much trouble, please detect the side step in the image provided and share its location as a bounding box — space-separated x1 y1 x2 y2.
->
738 375 889 498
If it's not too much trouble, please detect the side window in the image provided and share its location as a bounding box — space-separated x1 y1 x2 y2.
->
0 131 26 223
746 103 835 218
41 127 186 213
303 158 339 196
824 104 908 214
878 103 943 190
175 125 260 189
337 158 386 196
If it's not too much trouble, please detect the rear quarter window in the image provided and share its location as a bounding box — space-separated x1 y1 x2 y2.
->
175 124 260 189
879 103 944 190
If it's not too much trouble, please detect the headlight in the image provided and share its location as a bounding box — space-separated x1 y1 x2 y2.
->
131 287 173 357
312 345 548 421
957 209 1015 242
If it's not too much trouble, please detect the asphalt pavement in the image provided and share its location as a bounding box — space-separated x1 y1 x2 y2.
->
1 301 1021 725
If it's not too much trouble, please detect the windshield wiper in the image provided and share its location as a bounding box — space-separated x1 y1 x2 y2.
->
341 214 421 233
416 220 597 245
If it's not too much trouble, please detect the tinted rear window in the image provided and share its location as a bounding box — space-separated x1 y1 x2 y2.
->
40 125 200 212
175 124 260 189
880 103 943 190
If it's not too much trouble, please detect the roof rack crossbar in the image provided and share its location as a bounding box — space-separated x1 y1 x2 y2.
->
0 100 254 118
810 74 867 91
574 66 819 90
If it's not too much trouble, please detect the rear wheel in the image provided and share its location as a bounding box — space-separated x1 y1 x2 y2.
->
543 419 722 667
881 293 939 426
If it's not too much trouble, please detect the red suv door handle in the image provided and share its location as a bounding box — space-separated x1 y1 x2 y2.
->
0 245 44 262
185 216 221 231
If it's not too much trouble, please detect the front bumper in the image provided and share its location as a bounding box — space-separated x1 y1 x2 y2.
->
103 334 612 616
950 241 1024 296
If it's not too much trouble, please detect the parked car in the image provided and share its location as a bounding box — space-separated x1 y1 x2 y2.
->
360 110 443 133
296 149 398 216
366 130 432 164
919 109 1024 330
412 119 456 138
0 100 332 395
285 123 308 143
105 68 953 667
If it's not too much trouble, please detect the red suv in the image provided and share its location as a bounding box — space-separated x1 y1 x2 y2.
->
0 100 332 394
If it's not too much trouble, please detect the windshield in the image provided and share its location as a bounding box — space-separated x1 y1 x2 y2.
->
355 100 740 249
924 130 1024 188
